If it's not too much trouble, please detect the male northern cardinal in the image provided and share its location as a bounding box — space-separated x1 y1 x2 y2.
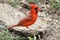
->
7 2 41 29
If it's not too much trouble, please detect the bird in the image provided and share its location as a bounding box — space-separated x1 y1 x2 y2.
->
7 2 41 29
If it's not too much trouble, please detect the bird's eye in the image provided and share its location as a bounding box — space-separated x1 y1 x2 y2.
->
34 7 38 10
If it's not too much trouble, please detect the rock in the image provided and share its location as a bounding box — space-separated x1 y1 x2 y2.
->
0 3 60 40
0 3 26 26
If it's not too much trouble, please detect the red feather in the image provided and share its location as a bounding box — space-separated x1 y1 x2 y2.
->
7 3 41 29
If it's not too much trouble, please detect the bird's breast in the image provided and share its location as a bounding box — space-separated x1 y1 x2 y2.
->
32 15 37 21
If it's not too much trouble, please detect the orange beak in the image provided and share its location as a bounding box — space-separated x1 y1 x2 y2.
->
38 7 43 12
37 7 41 12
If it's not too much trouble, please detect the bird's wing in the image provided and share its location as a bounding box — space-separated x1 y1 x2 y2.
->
17 16 33 25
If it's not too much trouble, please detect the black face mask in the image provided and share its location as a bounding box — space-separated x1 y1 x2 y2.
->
34 7 38 14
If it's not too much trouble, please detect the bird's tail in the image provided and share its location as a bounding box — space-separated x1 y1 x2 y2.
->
7 24 18 29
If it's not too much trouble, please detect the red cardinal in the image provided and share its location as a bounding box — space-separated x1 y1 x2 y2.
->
7 2 41 29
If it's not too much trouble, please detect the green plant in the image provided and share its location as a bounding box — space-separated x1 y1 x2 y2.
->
0 29 29 40
50 0 60 10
